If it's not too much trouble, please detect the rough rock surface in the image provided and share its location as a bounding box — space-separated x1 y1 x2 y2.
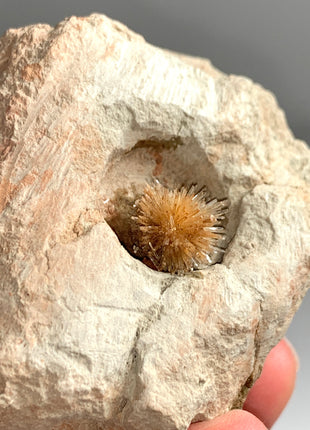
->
0 13 309 430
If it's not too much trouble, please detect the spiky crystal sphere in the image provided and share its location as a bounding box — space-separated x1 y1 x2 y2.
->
133 183 228 274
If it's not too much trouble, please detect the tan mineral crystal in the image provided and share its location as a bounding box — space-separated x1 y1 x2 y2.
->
0 13 309 430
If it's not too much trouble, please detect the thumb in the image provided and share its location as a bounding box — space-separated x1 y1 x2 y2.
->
190 410 267 430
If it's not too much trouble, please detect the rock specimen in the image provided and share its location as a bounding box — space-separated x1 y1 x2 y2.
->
0 13 309 430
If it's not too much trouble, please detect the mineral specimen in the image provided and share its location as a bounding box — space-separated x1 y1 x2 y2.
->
0 13 309 430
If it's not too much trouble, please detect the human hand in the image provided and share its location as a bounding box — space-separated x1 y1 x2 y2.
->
189 338 298 429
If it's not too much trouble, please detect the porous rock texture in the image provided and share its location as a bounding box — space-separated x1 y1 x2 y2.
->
0 13 309 430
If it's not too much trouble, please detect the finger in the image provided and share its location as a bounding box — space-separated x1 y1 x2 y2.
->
189 409 267 430
243 338 298 428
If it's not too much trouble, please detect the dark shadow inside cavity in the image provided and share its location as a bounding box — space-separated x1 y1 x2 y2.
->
0 374 6 394
102 136 230 271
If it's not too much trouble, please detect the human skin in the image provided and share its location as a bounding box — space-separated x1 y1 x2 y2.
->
189 338 298 429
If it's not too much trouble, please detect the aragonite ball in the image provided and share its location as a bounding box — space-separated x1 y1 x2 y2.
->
133 183 228 274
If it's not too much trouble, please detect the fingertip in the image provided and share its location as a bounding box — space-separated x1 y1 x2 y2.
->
243 338 298 428
190 410 267 430
283 337 300 371
190 339 298 430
